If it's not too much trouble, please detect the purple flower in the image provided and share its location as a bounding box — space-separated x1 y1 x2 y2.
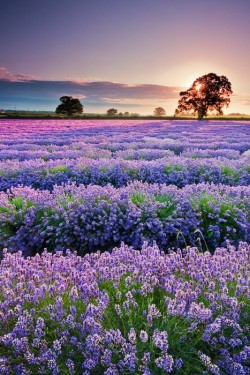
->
128 328 137 344
152 330 169 351
155 353 174 372
66 358 75 374
53 340 61 352
139 330 148 343
175 358 183 370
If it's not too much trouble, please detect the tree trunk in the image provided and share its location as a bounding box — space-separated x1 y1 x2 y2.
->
198 107 206 120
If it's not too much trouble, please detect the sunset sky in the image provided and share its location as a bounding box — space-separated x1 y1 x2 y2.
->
1 0 250 115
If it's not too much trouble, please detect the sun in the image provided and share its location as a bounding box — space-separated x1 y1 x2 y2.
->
195 83 203 92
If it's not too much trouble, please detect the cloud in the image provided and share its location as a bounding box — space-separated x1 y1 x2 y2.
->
100 97 177 108
73 81 181 100
231 93 250 106
0 67 182 112
0 66 40 82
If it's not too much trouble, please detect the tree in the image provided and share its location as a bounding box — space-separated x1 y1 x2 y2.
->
154 107 166 116
175 73 232 120
107 108 118 116
55 96 84 117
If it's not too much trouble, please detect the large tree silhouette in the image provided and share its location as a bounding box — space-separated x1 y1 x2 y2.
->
175 73 233 120
55 96 84 117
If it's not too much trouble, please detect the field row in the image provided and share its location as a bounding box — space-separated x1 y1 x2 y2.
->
0 119 249 147
1 242 249 374
1 147 247 161
1 182 249 256
0 156 249 191
0 120 250 153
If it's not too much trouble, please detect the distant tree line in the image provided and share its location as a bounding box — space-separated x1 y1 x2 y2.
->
55 73 232 119
55 97 167 118
106 109 139 117
153 107 166 116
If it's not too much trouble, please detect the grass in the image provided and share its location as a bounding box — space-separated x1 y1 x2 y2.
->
154 194 176 220
130 192 146 206
190 192 243 245
163 165 184 174
1 257 249 374
49 165 70 174
220 165 241 182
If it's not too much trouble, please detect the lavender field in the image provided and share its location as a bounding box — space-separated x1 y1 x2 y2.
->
0 119 250 374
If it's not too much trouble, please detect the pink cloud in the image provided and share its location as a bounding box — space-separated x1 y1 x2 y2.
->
0 66 40 82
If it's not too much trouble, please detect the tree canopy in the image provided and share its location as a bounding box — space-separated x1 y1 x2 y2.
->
55 96 84 117
107 108 118 116
175 73 233 120
154 107 166 116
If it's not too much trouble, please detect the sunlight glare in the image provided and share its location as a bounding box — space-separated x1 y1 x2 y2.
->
195 83 202 91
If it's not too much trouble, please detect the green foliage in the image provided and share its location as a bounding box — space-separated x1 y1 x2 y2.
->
40 155 49 162
94 195 111 204
138 152 146 159
127 167 140 178
55 96 84 117
49 165 70 174
130 192 146 205
154 194 176 220
0 197 34 238
100 166 108 172
1 248 249 374
91 272 249 374
163 164 183 173
153 107 166 116
191 192 242 242
221 165 240 182
57 194 75 207
107 108 118 116
175 73 233 119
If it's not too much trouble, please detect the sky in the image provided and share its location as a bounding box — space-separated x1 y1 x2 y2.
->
1 0 250 115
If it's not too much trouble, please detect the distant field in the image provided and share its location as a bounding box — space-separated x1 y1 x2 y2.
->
0 118 249 255
1 112 250 120
0 119 249 374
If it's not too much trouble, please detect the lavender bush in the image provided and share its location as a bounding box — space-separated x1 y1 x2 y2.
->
0 242 249 374
0 182 249 256
0 156 249 191
0 119 250 374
